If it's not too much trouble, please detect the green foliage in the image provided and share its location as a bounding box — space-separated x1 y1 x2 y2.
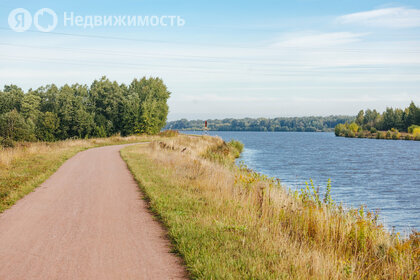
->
131 77 170 134
355 110 364 126
167 116 355 132
348 122 359 133
0 86 24 114
408 125 420 134
36 112 60 141
158 130 179 137
0 77 170 146
0 109 34 142
228 140 244 158
377 132 385 139
335 123 346 136
335 102 420 140
204 140 244 165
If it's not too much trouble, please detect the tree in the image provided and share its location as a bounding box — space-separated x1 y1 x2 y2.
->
405 101 420 129
90 77 123 136
355 110 364 126
348 122 359 133
120 94 141 136
0 109 34 141
33 84 59 113
0 85 24 114
0 76 171 145
382 107 396 131
36 112 60 141
21 93 41 122
130 77 170 134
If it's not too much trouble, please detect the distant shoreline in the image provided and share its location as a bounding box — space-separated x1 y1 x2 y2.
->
335 130 420 141
165 116 355 132
178 129 334 132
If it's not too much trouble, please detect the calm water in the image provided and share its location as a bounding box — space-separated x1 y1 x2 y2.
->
182 131 420 233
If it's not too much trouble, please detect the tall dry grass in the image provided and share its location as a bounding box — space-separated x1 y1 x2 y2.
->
122 134 419 279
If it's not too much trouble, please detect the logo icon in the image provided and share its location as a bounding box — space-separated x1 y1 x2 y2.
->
8 8 58 32
8 8 32 32
34 8 57 32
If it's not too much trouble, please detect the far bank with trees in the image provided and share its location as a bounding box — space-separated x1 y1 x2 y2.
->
335 102 420 141
166 116 355 132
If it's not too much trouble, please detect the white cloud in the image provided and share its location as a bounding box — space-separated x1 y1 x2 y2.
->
272 32 368 48
337 7 420 28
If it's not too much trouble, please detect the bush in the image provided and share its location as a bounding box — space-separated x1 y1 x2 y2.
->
0 110 34 141
370 127 377 133
411 127 420 138
348 122 359 133
345 130 355 138
228 139 244 155
335 123 346 136
0 137 14 148
392 132 401 140
377 132 385 139
408 125 420 134
386 130 392 139
158 130 179 137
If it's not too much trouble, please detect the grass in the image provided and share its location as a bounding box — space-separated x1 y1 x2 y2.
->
0 135 150 212
121 134 419 279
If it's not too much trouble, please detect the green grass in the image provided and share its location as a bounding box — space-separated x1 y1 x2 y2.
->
121 145 271 279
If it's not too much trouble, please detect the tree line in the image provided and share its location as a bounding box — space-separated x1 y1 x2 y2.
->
166 116 355 132
335 102 420 140
0 76 170 146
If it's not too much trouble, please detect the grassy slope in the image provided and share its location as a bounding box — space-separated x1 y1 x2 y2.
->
121 135 419 279
0 135 150 212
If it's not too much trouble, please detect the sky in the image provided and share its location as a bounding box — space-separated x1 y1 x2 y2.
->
1 0 420 120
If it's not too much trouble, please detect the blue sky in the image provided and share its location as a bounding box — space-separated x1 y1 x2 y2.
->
1 0 420 120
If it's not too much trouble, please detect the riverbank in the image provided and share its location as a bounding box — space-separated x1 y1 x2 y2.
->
335 125 420 141
121 133 419 279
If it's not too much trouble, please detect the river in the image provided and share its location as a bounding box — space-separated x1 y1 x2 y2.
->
181 131 420 233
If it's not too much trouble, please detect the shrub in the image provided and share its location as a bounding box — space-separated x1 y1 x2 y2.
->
348 122 359 133
386 130 392 139
0 137 14 148
411 127 420 138
392 132 401 140
158 129 179 137
370 127 377 133
0 110 34 141
346 130 355 138
228 139 244 155
378 132 385 139
407 125 420 134
335 123 346 136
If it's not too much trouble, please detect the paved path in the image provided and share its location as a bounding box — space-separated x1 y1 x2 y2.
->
0 144 185 280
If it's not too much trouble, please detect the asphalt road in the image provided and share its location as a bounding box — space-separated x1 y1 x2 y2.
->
0 144 185 280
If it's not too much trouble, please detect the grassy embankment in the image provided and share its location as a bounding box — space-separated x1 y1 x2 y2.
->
121 133 419 279
0 135 150 212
